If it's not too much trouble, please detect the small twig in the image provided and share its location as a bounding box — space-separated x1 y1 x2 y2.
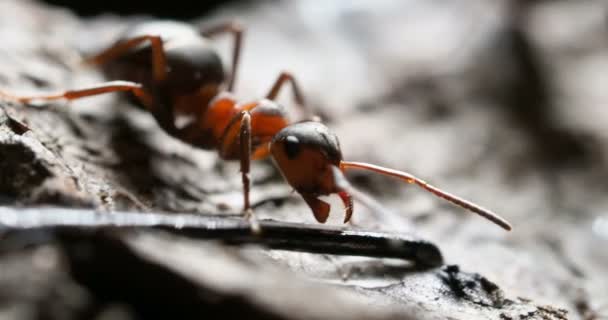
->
0 205 443 267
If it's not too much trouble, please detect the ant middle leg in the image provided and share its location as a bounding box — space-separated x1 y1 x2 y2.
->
85 35 168 83
200 21 243 93
265 72 318 121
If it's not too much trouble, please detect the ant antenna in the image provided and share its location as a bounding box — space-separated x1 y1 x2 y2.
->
340 161 512 231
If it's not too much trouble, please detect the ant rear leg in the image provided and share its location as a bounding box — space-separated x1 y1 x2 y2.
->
0 81 177 134
265 72 318 121
200 21 243 92
0 81 154 106
85 35 168 83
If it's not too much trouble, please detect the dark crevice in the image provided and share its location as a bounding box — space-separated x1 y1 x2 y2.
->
0 144 54 196
438 265 505 308
56 230 286 320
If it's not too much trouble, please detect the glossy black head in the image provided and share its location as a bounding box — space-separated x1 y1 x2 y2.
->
270 121 342 195
270 121 345 222
270 121 342 166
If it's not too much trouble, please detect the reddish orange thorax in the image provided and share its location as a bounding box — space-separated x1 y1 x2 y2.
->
201 94 289 160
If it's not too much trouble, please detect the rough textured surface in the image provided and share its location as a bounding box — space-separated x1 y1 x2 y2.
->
1 0 607 319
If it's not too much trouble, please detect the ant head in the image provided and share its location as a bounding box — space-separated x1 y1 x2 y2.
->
269 122 512 231
269 121 352 223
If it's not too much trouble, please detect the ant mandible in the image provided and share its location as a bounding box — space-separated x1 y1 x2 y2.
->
0 20 512 231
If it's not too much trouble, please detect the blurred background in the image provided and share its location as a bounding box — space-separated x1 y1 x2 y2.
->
1 0 608 319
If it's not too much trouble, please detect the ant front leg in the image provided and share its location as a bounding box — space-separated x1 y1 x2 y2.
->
219 110 261 233
238 111 261 233
200 21 243 92
85 35 168 83
239 112 252 213
266 72 317 121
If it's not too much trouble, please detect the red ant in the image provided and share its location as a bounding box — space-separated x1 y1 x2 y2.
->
0 21 512 231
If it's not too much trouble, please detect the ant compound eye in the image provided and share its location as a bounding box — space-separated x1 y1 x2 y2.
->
284 135 300 159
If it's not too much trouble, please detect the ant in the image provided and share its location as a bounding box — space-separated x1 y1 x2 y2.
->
0 20 512 231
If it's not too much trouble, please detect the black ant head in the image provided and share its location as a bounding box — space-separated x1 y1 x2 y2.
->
269 121 352 223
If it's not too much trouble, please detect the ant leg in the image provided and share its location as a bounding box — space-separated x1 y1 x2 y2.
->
200 21 243 92
85 36 168 83
0 81 178 134
0 79 184 143
219 110 261 233
0 81 154 106
238 111 261 233
0 81 177 135
265 72 317 121
239 112 252 213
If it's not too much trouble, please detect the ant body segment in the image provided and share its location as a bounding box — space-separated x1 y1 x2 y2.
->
0 21 512 231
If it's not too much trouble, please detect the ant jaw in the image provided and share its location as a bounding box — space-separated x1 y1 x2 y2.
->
301 191 353 224
328 166 354 223
338 191 353 223
302 195 330 223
